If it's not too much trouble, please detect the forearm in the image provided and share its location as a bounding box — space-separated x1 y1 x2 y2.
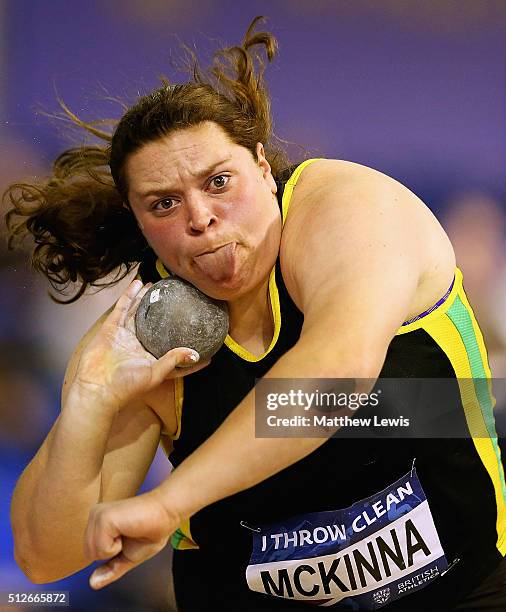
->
158 389 320 517
158 336 376 522
11 387 118 582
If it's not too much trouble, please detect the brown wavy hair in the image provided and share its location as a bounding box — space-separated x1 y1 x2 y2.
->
4 16 290 303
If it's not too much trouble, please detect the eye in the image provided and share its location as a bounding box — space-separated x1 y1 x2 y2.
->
153 198 175 211
210 174 229 189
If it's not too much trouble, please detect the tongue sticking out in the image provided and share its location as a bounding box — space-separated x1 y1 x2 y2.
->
194 243 237 282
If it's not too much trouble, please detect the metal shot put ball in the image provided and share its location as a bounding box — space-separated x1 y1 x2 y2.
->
135 278 229 364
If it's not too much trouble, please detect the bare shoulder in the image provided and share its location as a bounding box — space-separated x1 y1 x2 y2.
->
289 158 427 210
296 158 387 182
280 158 455 319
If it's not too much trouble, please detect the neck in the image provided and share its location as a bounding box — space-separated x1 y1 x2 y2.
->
227 276 273 355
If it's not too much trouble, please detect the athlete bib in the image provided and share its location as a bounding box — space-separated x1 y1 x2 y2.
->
246 469 448 609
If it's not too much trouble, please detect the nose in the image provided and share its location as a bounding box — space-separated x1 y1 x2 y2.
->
186 195 218 234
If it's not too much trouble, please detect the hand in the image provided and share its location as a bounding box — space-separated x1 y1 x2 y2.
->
73 279 208 410
85 489 181 589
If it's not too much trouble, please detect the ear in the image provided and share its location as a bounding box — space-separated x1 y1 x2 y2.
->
256 143 277 195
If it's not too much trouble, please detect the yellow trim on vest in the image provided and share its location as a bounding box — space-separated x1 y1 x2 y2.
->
423 313 506 555
156 259 171 279
156 379 183 446
224 266 281 361
456 282 495 414
159 432 173 457
175 517 199 550
396 268 463 336
281 158 325 224
173 377 184 440
457 283 493 380
224 158 323 361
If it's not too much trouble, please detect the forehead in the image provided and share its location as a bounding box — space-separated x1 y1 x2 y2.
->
125 122 243 192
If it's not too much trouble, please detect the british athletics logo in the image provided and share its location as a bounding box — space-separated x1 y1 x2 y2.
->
245 469 447 609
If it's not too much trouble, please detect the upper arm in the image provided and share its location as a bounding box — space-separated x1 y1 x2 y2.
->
280 160 423 378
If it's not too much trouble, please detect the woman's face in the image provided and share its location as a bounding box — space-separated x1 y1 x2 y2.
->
125 121 281 300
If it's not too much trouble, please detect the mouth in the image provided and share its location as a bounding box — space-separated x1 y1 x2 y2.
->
194 242 234 258
192 242 237 281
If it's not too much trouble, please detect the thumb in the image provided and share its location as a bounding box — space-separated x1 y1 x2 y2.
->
151 348 200 382
89 553 135 590
89 537 167 590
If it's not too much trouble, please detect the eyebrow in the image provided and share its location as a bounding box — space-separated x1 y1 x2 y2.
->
132 157 233 200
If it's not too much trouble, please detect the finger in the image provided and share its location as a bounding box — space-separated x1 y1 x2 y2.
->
91 534 123 561
89 538 164 590
106 280 144 328
127 281 153 318
165 359 211 378
125 282 153 333
150 348 201 385
84 507 123 561
89 553 135 590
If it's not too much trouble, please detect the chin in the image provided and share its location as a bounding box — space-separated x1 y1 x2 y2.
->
198 264 263 300
196 275 249 301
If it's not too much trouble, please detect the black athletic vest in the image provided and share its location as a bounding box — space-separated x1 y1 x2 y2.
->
138 160 505 611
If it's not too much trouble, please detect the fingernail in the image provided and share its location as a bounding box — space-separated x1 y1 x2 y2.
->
90 568 113 587
185 350 200 363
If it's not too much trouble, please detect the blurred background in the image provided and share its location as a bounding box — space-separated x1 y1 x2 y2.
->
0 0 505 610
